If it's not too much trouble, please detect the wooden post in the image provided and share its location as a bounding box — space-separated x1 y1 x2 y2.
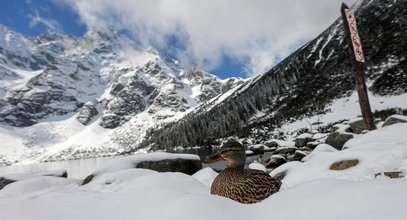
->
341 3 376 130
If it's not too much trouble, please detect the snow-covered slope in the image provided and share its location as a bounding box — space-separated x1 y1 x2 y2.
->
0 25 243 165
141 0 407 149
1 124 407 220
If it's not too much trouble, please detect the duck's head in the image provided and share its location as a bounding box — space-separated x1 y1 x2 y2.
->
205 141 246 168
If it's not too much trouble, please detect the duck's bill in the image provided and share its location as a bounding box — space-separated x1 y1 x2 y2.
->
205 152 223 163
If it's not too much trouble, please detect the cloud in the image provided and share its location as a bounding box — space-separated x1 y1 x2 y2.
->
29 9 63 33
63 0 357 77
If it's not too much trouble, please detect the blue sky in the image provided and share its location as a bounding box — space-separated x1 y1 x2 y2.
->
0 0 86 37
0 0 356 79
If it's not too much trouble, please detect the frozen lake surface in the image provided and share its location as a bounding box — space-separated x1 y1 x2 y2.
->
0 156 126 179
0 148 266 179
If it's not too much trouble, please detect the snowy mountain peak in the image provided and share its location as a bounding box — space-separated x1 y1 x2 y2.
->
81 28 139 53
0 24 32 61
0 24 244 164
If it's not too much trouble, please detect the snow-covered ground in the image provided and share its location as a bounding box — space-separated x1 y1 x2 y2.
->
281 91 407 132
1 123 406 220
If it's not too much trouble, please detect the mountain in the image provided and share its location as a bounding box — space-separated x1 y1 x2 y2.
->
0 25 243 165
141 0 407 150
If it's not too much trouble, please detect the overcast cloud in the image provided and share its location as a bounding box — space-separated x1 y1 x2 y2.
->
63 0 357 77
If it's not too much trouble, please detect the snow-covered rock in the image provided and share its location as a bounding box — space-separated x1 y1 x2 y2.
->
271 123 407 187
294 133 313 147
0 170 67 190
266 155 287 168
82 152 202 184
248 162 267 172
382 114 407 127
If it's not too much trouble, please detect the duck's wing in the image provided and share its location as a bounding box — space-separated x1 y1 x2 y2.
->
232 169 281 204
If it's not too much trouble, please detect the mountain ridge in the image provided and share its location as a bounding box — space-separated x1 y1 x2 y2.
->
0 25 243 165
140 0 407 150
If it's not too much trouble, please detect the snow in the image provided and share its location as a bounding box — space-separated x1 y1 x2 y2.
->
248 162 266 172
0 176 80 198
307 36 323 59
249 144 267 149
312 133 327 140
268 139 295 147
0 126 29 163
296 132 313 139
0 26 243 165
389 114 407 121
1 124 407 219
0 65 43 93
192 167 218 187
245 150 254 155
2 170 66 181
271 123 407 187
271 154 286 159
281 91 407 132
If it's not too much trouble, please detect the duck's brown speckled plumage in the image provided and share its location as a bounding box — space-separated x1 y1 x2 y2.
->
206 141 281 204
211 167 280 204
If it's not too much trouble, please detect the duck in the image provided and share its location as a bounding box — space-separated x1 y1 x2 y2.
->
205 140 281 204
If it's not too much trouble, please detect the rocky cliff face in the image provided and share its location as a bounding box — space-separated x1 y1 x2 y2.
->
141 0 407 150
0 25 243 164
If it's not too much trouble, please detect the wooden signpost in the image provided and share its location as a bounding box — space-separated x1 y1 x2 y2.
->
341 3 376 130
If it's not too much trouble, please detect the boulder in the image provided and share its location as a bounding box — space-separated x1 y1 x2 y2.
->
294 133 313 147
349 119 368 134
325 132 354 150
274 147 297 155
83 153 202 185
135 159 202 175
266 155 287 168
264 141 279 148
374 171 404 178
82 174 95 185
272 171 287 182
330 159 359 170
306 141 319 149
99 114 122 129
76 102 98 125
383 115 407 127
290 150 308 162
248 144 266 155
299 146 313 152
0 177 16 190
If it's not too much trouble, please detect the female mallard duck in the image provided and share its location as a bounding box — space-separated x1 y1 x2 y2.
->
205 141 280 204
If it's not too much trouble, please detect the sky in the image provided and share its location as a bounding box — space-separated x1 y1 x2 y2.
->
0 0 357 79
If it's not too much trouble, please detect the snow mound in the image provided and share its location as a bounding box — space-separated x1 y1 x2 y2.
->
1 124 407 220
271 123 407 187
2 170 67 181
0 176 80 198
1 171 407 220
192 167 218 187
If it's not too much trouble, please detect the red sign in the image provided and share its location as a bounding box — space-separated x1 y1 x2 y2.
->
345 8 365 62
